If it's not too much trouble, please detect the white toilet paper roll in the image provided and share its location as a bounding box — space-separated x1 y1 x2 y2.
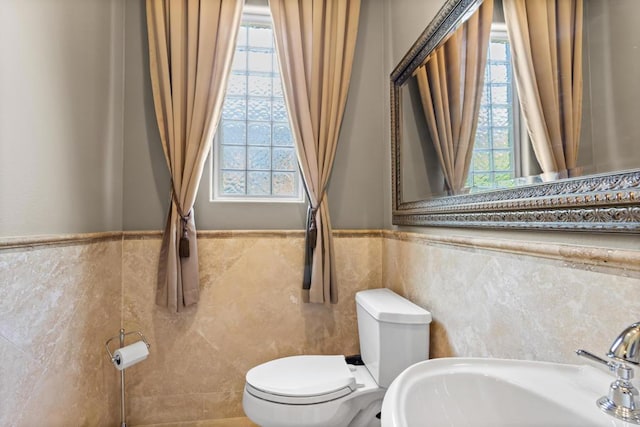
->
113 341 149 371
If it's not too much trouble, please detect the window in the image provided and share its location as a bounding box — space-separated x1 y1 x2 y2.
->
212 11 302 202
467 27 520 192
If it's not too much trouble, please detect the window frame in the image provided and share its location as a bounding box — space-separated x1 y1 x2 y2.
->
210 6 304 204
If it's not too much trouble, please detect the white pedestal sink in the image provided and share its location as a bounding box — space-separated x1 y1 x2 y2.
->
381 358 633 427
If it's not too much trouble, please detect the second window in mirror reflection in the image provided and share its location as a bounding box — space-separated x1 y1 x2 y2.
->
467 28 520 192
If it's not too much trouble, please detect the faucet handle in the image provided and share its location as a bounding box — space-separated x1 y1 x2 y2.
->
609 322 640 365
576 349 636 378
576 349 617 372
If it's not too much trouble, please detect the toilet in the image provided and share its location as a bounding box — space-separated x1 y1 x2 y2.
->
242 288 432 427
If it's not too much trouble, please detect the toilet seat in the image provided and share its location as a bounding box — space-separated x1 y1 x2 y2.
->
245 355 357 405
245 383 354 405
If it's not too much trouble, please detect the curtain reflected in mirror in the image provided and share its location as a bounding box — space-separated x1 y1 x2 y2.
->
504 0 583 179
413 0 493 195
400 0 640 203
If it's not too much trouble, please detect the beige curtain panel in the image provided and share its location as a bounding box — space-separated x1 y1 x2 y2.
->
270 0 360 304
415 0 493 195
503 0 583 177
146 0 242 312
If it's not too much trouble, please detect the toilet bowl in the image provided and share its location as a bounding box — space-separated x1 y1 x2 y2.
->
242 289 432 427
243 355 385 427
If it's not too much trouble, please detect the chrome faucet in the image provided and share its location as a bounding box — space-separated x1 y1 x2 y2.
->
577 321 640 425
609 322 640 364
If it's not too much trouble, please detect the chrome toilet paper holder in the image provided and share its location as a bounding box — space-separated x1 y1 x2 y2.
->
105 329 151 427
105 329 151 365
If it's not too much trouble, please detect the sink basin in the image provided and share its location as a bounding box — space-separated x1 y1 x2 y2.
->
381 357 630 427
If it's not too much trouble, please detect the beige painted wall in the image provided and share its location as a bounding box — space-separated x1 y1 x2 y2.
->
122 0 387 231
0 0 125 237
0 0 388 236
582 0 640 174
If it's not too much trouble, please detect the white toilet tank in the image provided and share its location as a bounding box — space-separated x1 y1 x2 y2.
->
355 288 432 388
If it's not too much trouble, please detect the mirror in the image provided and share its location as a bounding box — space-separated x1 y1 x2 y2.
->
391 0 640 232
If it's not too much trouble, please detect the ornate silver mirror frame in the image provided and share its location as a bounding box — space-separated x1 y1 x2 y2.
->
391 0 640 233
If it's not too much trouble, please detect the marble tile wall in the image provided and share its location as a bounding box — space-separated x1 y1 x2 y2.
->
3 230 637 426
382 233 640 363
0 237 122 427
122 232 383 425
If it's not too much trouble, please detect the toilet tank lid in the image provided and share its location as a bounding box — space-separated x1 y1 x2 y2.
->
356 289 432 324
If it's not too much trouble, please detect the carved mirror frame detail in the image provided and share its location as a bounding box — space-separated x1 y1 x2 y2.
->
391 0 640 233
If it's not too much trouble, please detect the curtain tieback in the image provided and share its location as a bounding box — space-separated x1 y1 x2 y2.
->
170 180 192 258
178 211 192 258
307 205 318 250
306 191 327 249
302 190 327 291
